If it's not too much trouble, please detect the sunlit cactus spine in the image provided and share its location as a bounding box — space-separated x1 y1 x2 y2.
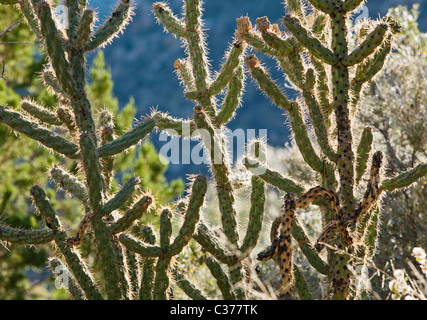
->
236 0 426 299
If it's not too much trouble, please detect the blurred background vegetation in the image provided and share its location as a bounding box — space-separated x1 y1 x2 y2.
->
0 1 425 299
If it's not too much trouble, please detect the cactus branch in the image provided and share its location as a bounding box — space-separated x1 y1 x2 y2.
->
284 15 337 65
0 225 54 245
85 0 133 51
381 163 427 192
97 117 155 157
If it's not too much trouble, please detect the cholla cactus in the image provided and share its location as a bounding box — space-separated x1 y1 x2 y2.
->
0 0 426 300
235 0 426 299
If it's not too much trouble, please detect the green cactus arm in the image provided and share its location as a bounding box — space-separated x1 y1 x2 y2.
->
184 0 209 88
243 158 305 194
292 218 329 275
42 68 65 97
193 222 238 266
66 206 94 247
118 233 163 257
48 258 85 300
217 65 244 125
286 0 307 24
306 0 336 14
152 2 186 38
20 99 63 126
109 196 153 234
240 176 265 257
160 207 173 250
354 34 393 84
153 256 172 300
30 185 103 300
68 27 98 140
205 256 237 300
380 163 427 192
342 0 366 12
97 117 156 157
172 268 208 300
284 15 338 65
235 17 277 56
75 9 94 51
293 263 313 300
181 0 217 117
310 56 332 122
50 165 89 203
208 41 245 96
168 175 206 256
100 177 140 215
124 249 141 299
99 125 115 189
141 224 157 245
311 12 328 37
174 59 197 92
35 1 76 96
0 106 79 159
193 110 239 245
65 0 82 40
85 0 133 51
184 91 202 102
343 24 388 67
279 48 307 90
330 10 356 222
92 214 130 299
355 127 373 186
79 132 105 212
245 55 293 110
18 0 42 41
357 206 381 262
0 225 54 245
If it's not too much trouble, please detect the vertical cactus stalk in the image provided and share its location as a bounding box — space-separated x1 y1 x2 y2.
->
30 185 103 300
